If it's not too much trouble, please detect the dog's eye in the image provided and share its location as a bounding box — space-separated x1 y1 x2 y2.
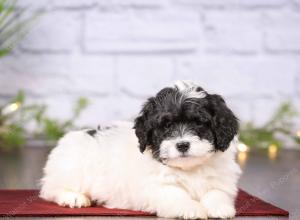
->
196 87 202 92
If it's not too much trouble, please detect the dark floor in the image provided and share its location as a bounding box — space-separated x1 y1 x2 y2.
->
0 147 299 220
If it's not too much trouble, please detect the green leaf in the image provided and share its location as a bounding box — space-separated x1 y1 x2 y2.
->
14 90 25 103
74 97 89 117
0 0 15 27
0 90 90 150
0 124 25 150
42 118 65 140
240 102 299 149
0 0 40 57
0 0 8 12
33 105 46 124
0 47 9 56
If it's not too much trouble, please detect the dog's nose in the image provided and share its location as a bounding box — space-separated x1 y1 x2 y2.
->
176 142 190 153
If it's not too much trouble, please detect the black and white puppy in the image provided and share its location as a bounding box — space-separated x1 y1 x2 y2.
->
40 81 241 219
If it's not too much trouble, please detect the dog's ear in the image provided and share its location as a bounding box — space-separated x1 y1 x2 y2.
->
133 98 156 153
208 94 239 151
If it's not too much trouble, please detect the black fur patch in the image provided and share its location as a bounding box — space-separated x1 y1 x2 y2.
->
134 85 239 160
86 129 97 137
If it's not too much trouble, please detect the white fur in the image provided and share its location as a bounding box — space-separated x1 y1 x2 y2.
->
160 135 212 160
40 122 241 219
160 133 214 170
175 80 207 99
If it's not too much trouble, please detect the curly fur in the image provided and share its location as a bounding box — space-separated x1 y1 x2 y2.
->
40 81 241 219
134 81 238 160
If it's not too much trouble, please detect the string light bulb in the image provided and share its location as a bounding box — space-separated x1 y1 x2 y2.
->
296 130 300 137
1 102 21 115
238 151 247 167
237 142 249 167
237 142 249 152
268 144 278 160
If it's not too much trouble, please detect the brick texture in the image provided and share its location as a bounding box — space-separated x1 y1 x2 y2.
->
117 56 174 97
83 9 201 53
203 11 263 53
20 11 81 52
0 0 300 138
264 12 300 52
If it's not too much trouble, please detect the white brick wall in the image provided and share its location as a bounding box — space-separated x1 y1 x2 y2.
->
203 11 263 53
117 56 174 97
264 11 300 52
83 9 201 53
20 11 82 52
1 0 300 132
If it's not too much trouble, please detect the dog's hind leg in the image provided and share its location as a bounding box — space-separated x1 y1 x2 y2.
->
39 131 96 208
40 182 92 208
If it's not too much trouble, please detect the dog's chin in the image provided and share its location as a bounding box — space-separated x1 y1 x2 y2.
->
162 154 213 170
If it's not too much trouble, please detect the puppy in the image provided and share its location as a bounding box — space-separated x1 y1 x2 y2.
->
40 81 241 219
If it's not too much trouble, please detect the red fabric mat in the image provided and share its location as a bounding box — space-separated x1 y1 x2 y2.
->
0 189 288 217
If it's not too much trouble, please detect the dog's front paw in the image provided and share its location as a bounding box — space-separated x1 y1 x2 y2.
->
158 201 207 219
206 204 235 219
202 190 236 219
181 203 208 220
56 191 91 208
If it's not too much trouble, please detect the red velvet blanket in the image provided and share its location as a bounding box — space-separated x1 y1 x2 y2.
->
0 189 288 217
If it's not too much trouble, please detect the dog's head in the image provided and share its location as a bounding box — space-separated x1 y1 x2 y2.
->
134 81 239 170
